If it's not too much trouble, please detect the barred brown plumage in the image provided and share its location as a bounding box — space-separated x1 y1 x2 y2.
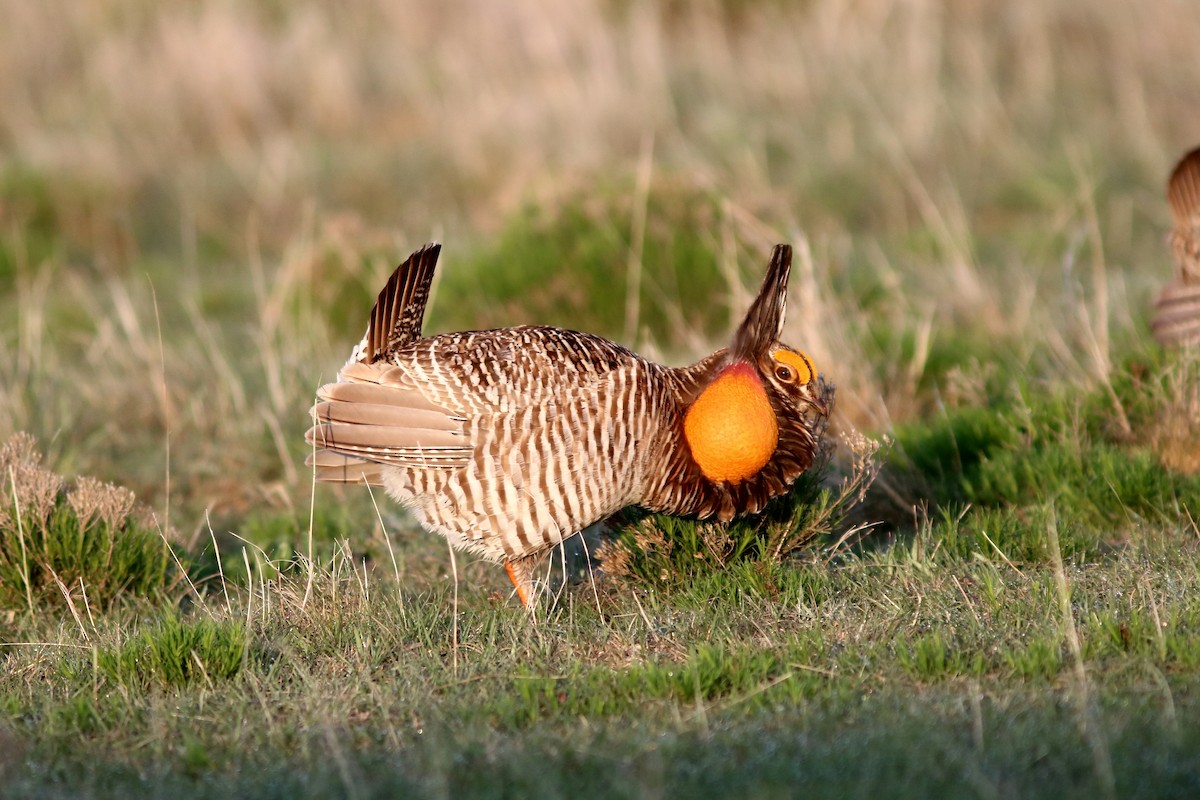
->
1153 146 1200 347
305 242 834 606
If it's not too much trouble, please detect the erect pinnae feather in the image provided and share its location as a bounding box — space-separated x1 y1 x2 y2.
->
365 242 441 361
732 244 792 360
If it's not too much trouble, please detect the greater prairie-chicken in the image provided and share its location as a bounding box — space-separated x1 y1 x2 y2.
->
1153 146 1200 346
306 243 834 605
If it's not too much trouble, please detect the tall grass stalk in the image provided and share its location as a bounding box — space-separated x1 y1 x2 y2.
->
1047 510 1116 800
8 467 35 617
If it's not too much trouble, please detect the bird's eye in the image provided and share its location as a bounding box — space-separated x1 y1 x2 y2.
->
771 349 815 385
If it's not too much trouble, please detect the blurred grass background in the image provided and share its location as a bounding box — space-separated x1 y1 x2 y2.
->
3 2 1200 796
2 0 1196 524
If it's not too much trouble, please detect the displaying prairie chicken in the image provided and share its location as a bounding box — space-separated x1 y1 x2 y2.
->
306 243 834 606
1152 145 1200 346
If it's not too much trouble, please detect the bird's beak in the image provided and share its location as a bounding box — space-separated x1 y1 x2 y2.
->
809 377 835 419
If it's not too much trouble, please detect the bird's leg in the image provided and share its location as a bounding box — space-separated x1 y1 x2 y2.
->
504 555 539 609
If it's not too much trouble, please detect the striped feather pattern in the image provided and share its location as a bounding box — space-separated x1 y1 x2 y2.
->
306 243 834 604
345 243 441 364
1154 146 1200 346
1168 146 1200 233
1153 281 1200 346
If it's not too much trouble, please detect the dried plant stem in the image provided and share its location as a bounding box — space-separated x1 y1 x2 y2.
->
364 481 404 615
1047 511 1116 800
624 131 654 344
447 538 459 677
8 467 35 618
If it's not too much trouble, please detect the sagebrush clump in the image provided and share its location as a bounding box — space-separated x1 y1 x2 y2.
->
0 432 182 610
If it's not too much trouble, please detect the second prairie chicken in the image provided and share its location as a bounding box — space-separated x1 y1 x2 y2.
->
1153 146 1200 346
306 243 834 606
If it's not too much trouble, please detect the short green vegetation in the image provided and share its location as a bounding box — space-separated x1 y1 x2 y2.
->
92 616 248 690
0 434 179 611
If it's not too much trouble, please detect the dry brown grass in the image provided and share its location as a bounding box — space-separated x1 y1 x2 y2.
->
2 0 1199 523
4 1 1198 238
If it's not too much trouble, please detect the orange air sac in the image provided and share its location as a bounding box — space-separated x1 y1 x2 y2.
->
683 362 778 483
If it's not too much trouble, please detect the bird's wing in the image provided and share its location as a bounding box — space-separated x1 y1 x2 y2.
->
306 360 470 478
387 326 642 416
307 327 642 477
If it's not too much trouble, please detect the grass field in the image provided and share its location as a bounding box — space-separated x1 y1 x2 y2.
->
3 0 1200 797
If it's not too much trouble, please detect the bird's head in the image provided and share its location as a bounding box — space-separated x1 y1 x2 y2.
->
683 244 833 486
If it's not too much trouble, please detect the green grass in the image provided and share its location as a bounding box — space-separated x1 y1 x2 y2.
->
430 185 731 350
5 528 1200 797
91 615 247 690
885 364 1200 563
